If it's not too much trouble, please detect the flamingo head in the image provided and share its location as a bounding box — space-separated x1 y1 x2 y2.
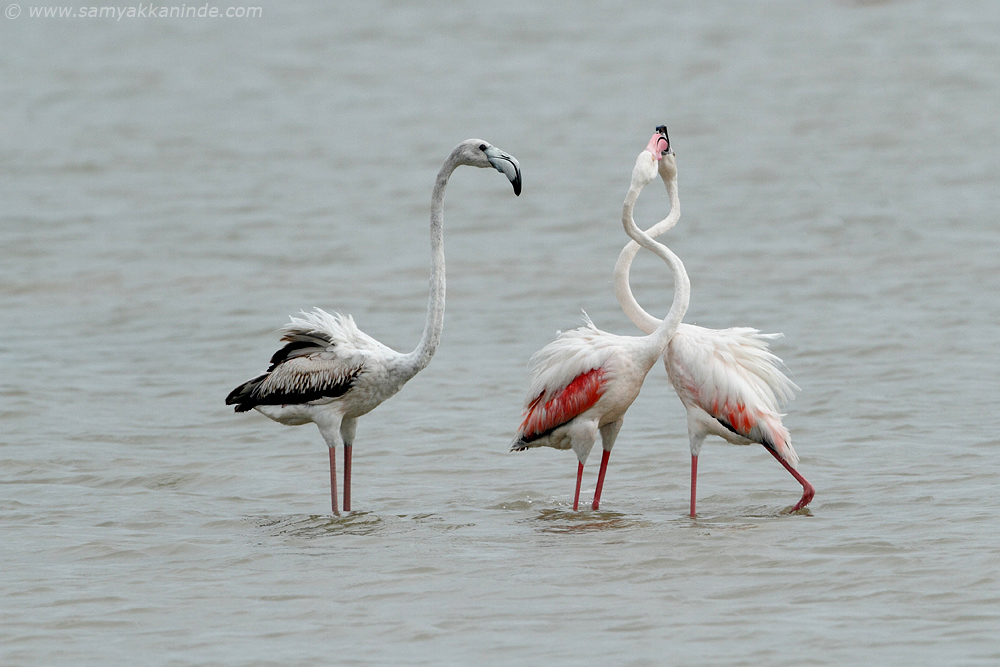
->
632 132 664 189
646 127 671 159
456 139 522 196
652 125 677 182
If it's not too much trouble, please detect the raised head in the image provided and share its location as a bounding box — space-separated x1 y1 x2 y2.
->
631 130 664 189
452 139 522 195
652 125 677 182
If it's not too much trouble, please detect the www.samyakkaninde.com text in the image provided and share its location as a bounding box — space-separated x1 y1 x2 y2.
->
13 4 262 19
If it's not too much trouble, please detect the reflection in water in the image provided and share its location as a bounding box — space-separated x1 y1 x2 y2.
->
689 504 813 523
529 508 651 534
250 512 469 539
487 498 539 511
252 511 385 538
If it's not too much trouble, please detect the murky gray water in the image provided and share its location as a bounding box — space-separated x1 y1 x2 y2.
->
3 1 999 664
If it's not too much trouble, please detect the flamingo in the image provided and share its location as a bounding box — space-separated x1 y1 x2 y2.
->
613 126 814 517
227 139 521 514
510 131 688 511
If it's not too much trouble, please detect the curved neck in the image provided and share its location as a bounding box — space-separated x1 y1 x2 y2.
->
620 169 689 359
401 159 454 375
614 172 680 335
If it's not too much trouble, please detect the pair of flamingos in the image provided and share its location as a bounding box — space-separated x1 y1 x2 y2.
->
227 129 814 517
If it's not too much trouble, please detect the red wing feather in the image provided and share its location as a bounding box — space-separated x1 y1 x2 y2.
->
709 397 755 437
705 393 791 459
518 368 605 442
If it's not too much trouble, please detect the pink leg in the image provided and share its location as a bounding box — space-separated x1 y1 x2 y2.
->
572 461 584 511
328 447 340 515
343 445 352 513
765 447 815 511
591 449 611 510
689 455 698 518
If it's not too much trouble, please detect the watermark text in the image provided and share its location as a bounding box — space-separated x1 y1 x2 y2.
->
6 4 263 20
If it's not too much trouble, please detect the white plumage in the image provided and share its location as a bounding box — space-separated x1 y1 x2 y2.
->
613 126 814 516
511 131 689 511
667 324 798 462
521 313 624 410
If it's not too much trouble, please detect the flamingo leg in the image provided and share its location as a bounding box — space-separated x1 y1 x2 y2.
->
765 447 815 511
591 449 612 510
343 444 352 513
328 447 340 515
572 461 584 511
689 454 698 518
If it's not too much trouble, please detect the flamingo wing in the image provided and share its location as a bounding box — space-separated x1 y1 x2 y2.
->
226 309 377 412
513 368 606 448
668 324 799 464
511 314 617 449
226 354 364 412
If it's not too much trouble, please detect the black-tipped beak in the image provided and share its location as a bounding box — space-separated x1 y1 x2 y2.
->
483 145 522 196
655 125 674 155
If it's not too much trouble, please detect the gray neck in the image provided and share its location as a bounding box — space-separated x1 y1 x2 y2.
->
400 157 455 377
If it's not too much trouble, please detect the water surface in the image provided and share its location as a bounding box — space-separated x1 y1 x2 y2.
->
2 1 999 664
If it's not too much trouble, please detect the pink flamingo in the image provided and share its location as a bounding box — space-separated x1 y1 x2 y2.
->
511 131 688 511
227 139 521 514
613 126 814 517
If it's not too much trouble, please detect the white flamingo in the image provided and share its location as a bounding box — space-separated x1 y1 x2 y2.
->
511 131 688 511
613 126 814 517
227 139 521 514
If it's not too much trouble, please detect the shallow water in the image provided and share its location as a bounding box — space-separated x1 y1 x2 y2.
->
2 1 999 664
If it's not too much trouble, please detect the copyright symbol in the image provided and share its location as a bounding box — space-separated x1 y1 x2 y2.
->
5 4 20 19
